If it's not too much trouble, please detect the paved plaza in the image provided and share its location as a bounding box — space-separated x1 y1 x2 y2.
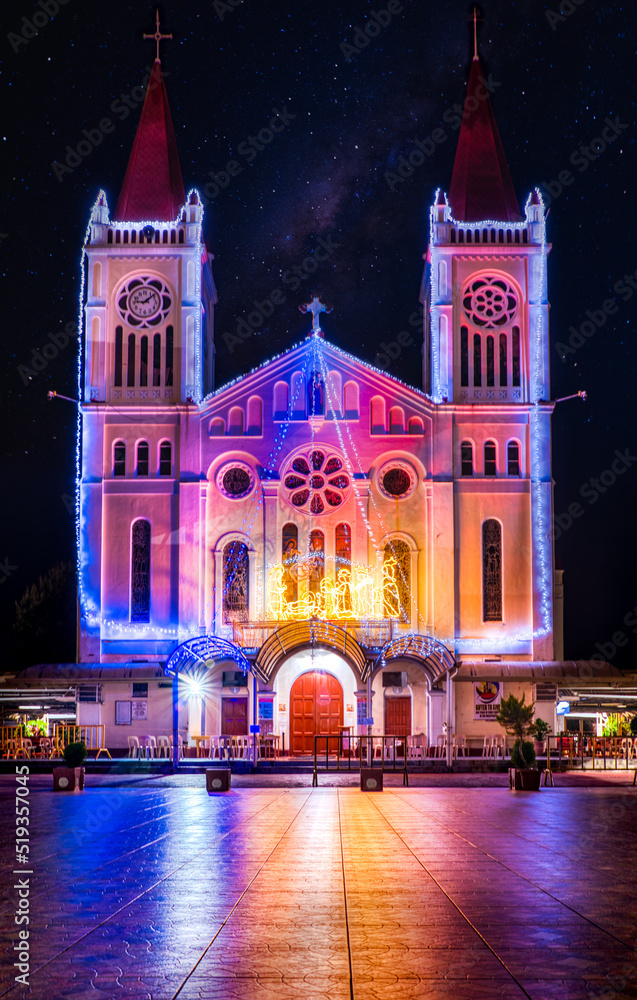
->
1 776 637 1000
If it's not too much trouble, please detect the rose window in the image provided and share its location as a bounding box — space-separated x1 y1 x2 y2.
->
377 460 417 500
282 448 350 514
216 461 256 499
462 276 517 329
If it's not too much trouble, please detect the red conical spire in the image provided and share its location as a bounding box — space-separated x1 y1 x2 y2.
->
448 53 522 223
114 59 186 222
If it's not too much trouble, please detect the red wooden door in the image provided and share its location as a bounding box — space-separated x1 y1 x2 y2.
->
290 671 343 755
385 696 412 737
221 697 248 736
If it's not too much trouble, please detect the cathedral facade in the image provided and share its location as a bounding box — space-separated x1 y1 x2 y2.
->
74 49 566 755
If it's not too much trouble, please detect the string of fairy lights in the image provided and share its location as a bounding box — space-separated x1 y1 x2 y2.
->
76 186 554 654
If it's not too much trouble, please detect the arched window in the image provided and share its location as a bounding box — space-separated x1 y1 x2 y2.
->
408 416 424 435
370 396 386 435
113 441 126 477
484 441 497 477
460 326 469 386
209 417 225 436
127 334 135 387
247 396 263 435
153 333 161 387
335 523 352 612
389 407 405 434
482 520 502 621
512 326 521 387
499 333 508 386
165 326 174 387
486 335 494 386
282 523 299 603
383 540 410 623
114 326 123 386
308 529 324 594
228 406 244 436
507 441 520 477
273 381 289 419
136 441 149 477
461 441 473 477
222 542 249 623
159 441 172 476
131 519 151 623
343 381 359 418
473 334 482 386
139 336 148 387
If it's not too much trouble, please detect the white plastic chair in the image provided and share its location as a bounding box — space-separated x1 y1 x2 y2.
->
156 736 170 758
455 735 468 758
169 735 183 759
434 735 446 758
127 736 140 759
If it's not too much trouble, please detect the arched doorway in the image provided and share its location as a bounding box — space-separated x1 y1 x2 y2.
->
290 670 343 755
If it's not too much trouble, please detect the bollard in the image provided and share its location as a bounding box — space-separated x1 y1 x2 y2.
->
206 769 231 792
360 768 383 791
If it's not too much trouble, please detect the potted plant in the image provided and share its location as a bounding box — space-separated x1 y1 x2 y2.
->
495 693 541 791
53 741 87 791
531 718 551 756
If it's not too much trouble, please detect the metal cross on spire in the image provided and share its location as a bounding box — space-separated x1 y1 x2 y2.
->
472 7 480 59
144 9 173 62
299 294 333 335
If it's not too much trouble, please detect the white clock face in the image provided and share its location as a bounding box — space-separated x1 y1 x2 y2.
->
129 287 161 318
117 277 172 328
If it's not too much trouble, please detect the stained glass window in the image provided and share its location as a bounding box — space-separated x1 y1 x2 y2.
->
131 520 151 623
482 519 502 621
223 542 249 623
384 541 410 623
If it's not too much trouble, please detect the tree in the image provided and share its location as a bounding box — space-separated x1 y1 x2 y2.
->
495 692 536 768
13 563 76 668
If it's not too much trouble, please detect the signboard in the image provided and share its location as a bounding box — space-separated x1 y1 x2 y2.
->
473 681 502 721
258 700 274 720
556 700 570 715
131 700 148 721
357 699 367 726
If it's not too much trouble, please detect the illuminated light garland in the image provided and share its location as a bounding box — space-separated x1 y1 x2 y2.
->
214 366 307 629
266 555 402 621
76 189 207 635
425 187 553 650
314 335 419 625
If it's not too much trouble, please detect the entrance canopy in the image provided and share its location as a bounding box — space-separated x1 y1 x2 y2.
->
164 636 258 679
373 634 455 686
255 620 368 683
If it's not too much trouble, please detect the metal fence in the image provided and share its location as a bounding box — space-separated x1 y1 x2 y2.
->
313 734 409 786
545 734 637 773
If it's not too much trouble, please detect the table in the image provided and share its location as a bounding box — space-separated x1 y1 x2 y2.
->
192 735 211 758
258 734 280 759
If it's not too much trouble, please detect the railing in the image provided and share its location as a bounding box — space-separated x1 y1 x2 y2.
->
233 619 400 649
54 724 111 759
312 734 409 787
545 734 637 773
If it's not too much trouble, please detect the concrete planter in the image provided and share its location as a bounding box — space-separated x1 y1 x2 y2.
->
533 739 547 756
509 767 541 791
52 767 85 791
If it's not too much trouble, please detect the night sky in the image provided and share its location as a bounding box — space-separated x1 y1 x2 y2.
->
1 1 635 667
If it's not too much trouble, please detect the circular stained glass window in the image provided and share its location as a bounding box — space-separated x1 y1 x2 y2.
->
282 448 350 514
377 460 418 500
462 275 518 329
216 461 256 499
